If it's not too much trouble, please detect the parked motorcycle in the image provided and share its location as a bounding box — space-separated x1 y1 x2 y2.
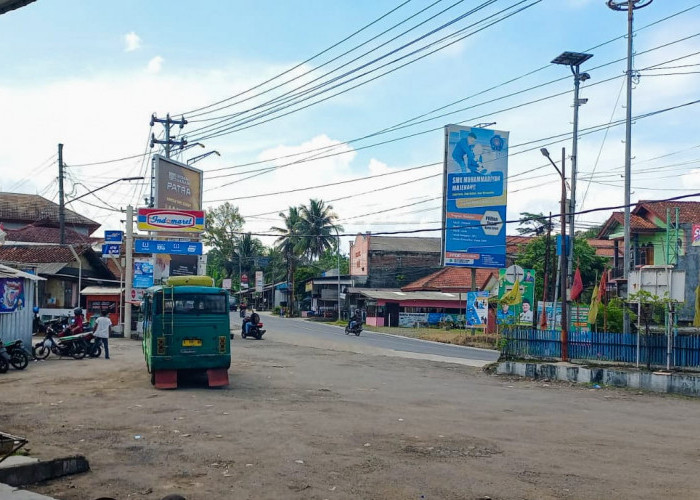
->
345 323 362 336
0 342 10 373
32 328 88 360
0 339 30 370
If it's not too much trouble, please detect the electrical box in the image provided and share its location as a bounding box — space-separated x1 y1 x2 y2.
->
628 265 686 303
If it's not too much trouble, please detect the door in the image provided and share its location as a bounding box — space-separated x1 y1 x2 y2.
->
385 302 400 328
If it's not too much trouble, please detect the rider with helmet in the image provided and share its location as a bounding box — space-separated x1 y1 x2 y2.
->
69 307 85 334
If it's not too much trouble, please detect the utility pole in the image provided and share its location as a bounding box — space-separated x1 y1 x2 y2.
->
124 205 134 337
559 148 568 361
607 0 653 334
150 113 188 158
58 143 65 245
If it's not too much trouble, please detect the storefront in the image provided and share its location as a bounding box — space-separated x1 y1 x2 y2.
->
80 286 122 330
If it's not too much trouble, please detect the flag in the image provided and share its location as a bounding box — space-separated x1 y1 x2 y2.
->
570 267 583 301
693 285 700 327
588 284 600 325
500 279 522 306
598 270 607 302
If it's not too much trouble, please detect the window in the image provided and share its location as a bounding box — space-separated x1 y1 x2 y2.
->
156 294 226 314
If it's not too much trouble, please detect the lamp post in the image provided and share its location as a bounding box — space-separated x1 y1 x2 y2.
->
551 51 592 286
335 227 341 321
541 147 569 361
187 150 220 165
607 0 653 334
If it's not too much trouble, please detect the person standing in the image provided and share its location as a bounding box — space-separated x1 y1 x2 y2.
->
92 310 112 359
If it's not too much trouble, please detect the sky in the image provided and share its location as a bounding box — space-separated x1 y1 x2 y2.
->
1 0 699 253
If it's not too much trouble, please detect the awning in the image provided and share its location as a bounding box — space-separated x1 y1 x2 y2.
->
81 286 123 296
0 263 45 281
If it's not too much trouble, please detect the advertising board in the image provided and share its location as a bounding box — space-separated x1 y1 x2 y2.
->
153 155 203 211
497 265 536 325
443 125 509 268
136 208 205 233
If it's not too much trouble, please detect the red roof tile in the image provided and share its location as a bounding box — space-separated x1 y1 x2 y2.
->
5 224 97 245
0 192 99 231
402 267 496 292
506 235 533 256
587 238 621 258
635 200 700 224
0 244 88 264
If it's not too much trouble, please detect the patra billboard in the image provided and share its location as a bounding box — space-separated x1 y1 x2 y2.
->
153 155 203 211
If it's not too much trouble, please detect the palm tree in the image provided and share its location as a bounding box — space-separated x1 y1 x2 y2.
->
271 207 303 315
298 199 343 261
235 232 265 276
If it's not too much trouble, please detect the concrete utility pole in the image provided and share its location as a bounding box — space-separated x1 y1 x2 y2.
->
551 52 593 285
607 0 653 334
124 205 134 337
150 113 188 158
58 143 65 245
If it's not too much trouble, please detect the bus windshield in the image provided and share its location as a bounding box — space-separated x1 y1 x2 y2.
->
156 293 227 315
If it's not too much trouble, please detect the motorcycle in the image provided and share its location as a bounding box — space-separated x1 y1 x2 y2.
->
241 320 266 340
345 322 362 336
32 327 88 360
0 342 10 373
0 339 30 370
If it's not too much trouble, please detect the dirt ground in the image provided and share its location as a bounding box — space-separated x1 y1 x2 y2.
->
2 336 700 500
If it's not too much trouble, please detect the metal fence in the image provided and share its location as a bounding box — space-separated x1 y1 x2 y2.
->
502 329 700 368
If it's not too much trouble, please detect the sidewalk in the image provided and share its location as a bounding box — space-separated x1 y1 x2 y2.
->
0 483 57 499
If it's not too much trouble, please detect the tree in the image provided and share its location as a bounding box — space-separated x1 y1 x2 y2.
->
202 202 245 279
236 232 265 277
298 199 343 261
516 236 606 305
516 212 552 236
271 206 303 315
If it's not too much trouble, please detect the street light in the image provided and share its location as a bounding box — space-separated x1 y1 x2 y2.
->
607 0 653 335
551 51 592 287
188 150 221 165
541 147 569 361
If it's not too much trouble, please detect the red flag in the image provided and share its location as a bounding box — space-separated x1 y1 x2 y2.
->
597 270 607 302
570 267 583 301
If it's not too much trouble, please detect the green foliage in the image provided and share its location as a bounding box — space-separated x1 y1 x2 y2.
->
202 202 245 279
298 199 343 260
516 212 552 236
595 297 631 333
516 236 606 304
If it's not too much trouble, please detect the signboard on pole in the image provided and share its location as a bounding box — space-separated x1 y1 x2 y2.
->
133 258 154 289
466 291 489 327
222 278 232 290
102 244 120 256
497 266 536 325
153 155 203 211
443 125 509 268
104 230 124 244
136 208 205 233
255 271 264 292
240 273 249 290
135 240 203 255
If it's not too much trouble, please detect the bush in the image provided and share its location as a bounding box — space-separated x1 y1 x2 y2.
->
272 306 281 316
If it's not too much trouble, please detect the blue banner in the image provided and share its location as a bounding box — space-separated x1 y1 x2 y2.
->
104 230 124 243
135 240 203 255
0 278 25 313
443 125 509 268
102 244 121 256
133 259 154 289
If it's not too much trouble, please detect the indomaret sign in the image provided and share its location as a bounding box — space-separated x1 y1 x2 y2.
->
137 208 205 233
442 125 509 269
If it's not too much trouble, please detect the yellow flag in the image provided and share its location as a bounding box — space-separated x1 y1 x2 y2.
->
693 285 700 327
500 279 522 306
588 284 600 325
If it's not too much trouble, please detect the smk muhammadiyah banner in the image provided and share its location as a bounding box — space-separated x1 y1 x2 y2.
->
443 125 509 268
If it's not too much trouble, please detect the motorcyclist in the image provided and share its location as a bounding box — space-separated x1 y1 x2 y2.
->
348 309 362 331
69 308 85 335
243 309 260 336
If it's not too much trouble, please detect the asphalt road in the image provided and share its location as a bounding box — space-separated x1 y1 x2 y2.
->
235 313 500 367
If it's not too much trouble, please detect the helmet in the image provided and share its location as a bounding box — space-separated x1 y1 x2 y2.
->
33 306 40 314
73 307 83 316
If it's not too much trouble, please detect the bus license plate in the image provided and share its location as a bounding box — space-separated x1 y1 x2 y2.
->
182 339 202 347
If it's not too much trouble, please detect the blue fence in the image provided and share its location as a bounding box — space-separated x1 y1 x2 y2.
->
502 329 700 368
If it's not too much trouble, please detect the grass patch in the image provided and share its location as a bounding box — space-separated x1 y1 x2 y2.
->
363 325 498 350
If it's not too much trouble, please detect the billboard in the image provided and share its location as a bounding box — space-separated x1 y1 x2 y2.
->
136 208 205 233
255 271 264 292
0 278 24 313
497 265 535 326
466 291 489 327
443 125 509 268
153 155 203 211
133 258 154 289
135 239 203 255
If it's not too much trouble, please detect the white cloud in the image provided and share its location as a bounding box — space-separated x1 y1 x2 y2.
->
146 56 164 74
123 32 142 52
